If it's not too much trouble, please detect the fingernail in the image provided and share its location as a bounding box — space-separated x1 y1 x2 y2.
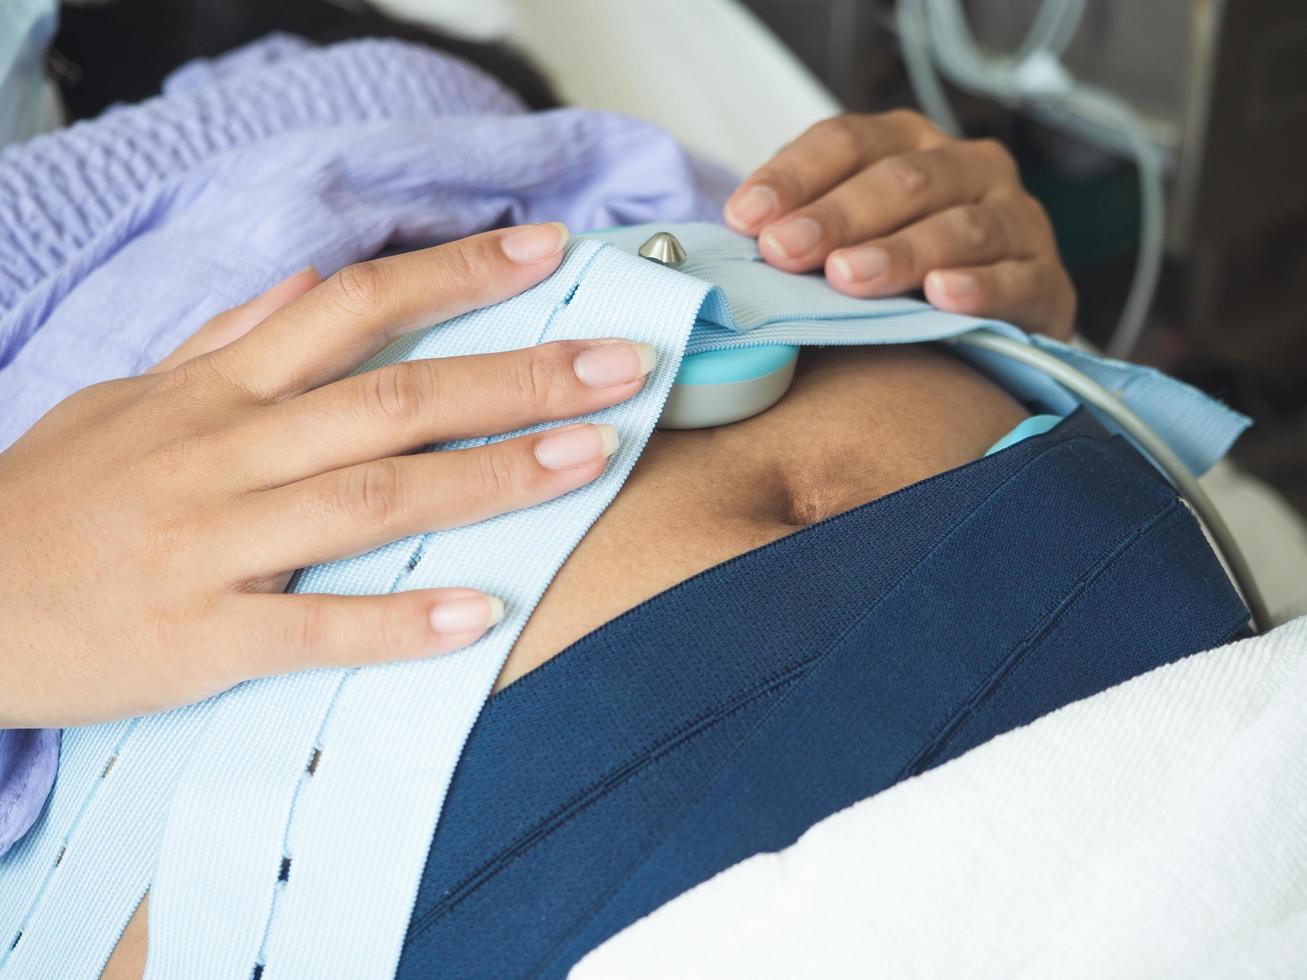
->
533 423 619 471
760 217 821 259
725 184 779 231
430 594 505 635
829 246 890 283
501 222 569 264
573 341 657 387
931 271 978 301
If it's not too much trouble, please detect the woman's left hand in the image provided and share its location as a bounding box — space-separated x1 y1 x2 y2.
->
724 110 1076 339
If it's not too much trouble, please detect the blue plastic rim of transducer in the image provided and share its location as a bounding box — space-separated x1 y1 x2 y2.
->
673 344 800 385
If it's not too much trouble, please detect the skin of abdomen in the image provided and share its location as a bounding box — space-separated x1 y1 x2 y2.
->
500 344 1027 689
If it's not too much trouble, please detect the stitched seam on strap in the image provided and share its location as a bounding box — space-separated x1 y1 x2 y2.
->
377 244 612 602
899 497 1184 779
1 725 133 968
408 655 819 932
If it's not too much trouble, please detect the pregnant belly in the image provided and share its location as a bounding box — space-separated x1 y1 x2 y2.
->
101 343 1027 978
499 344 1027 689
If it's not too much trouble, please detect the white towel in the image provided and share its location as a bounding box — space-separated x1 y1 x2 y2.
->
574 615 1307 978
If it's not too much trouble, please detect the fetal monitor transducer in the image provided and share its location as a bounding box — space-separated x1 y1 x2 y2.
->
640 230 1270 632
640 232 799 430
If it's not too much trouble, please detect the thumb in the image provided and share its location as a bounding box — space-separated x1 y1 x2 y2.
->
148 267 323 375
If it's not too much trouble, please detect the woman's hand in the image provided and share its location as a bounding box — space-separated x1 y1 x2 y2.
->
725 110 1076 338
0 224 658 726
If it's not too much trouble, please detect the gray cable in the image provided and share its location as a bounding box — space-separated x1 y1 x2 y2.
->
895 0 961 135
952 328 1268 631
1016 0 1085 61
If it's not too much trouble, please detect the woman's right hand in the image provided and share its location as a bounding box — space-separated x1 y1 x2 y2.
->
0 223 656 727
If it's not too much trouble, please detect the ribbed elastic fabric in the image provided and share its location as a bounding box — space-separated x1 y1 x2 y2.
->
0 226 1249 979
398 410 1251 979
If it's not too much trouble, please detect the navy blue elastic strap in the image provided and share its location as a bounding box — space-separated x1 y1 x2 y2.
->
397 410 1249 978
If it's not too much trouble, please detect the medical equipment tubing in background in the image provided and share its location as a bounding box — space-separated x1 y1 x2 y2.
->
896 0 1166 361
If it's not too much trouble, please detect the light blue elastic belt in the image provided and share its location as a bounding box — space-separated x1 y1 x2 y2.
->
0 225 1247 979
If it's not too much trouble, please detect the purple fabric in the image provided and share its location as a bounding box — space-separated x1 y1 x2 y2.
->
0 35 731 857
0 730 58 856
